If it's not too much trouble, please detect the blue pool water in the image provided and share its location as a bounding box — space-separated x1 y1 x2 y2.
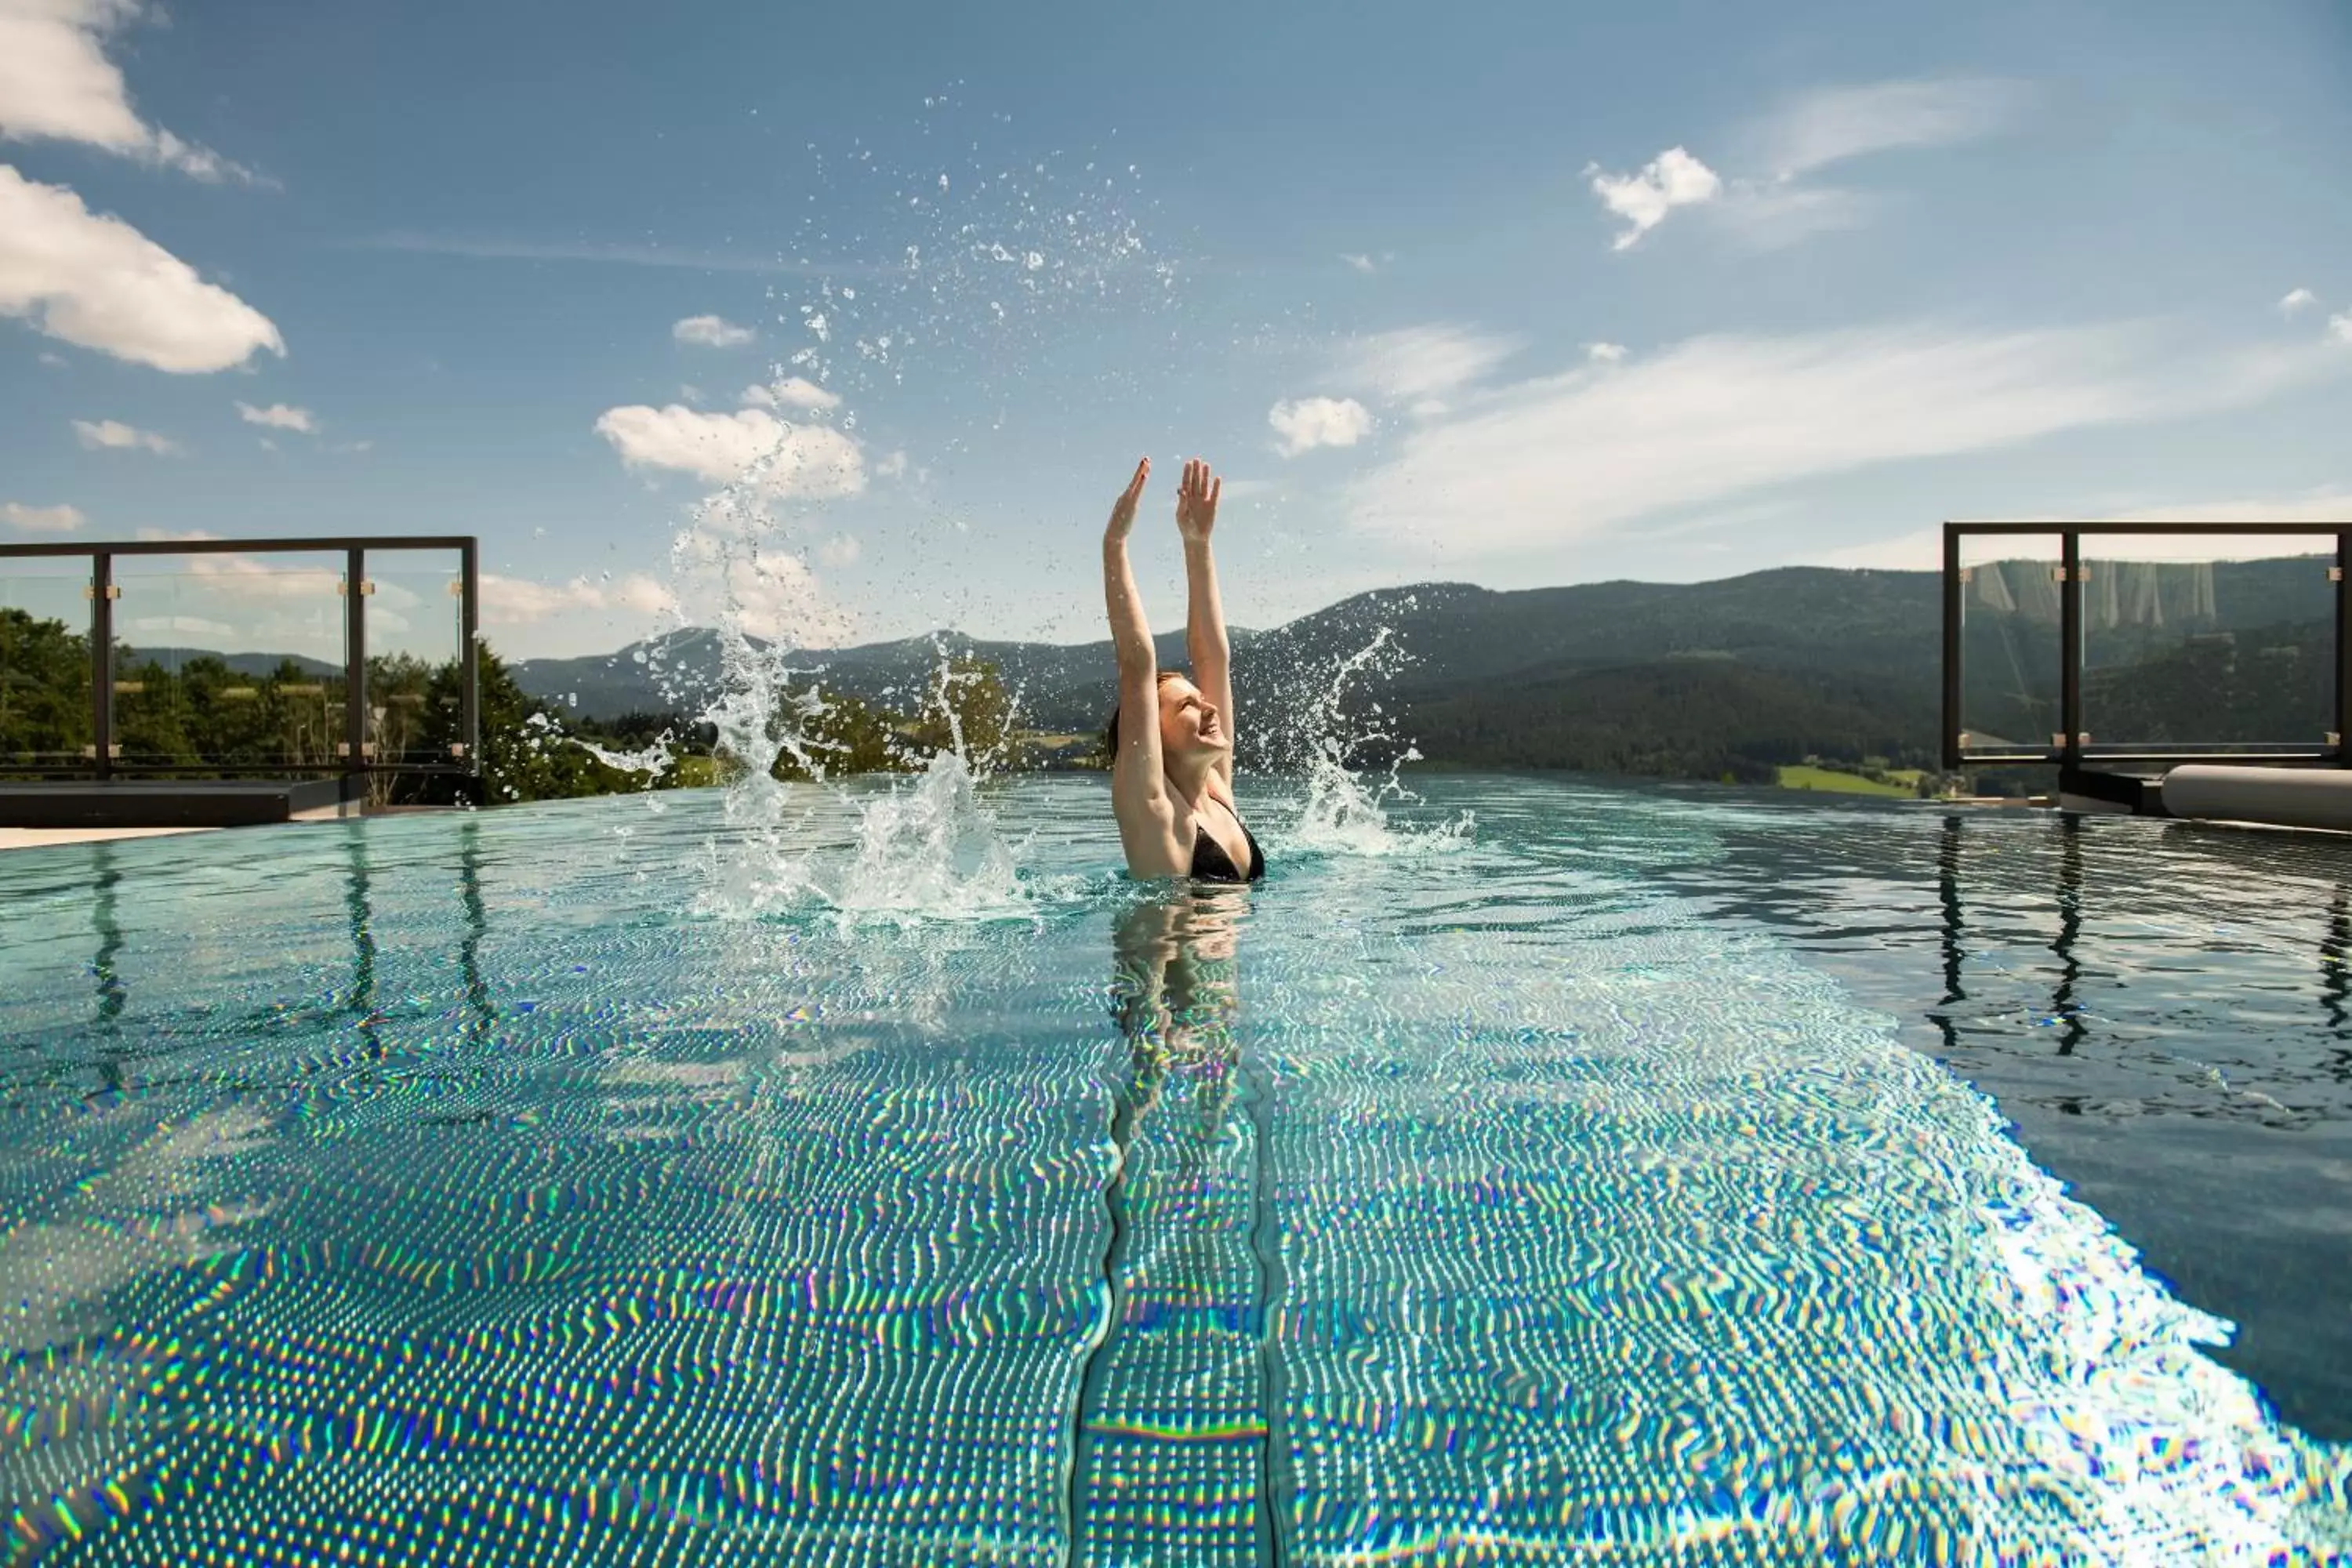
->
1 774 2347 1564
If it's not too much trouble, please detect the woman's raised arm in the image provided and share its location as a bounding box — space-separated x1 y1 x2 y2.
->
1103 459 1167 799
1175 458 1232 784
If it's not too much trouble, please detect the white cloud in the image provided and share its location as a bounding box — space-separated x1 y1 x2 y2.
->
1269 396 1374 457
1807 527 1943 572
2279 288 2318 315
1587 147 1722 250
725 552 840 643
174 554 339 600
1332 324 1521 403
2329 313 2352 346
3 499 86 532
740 376 840 412
235 401 315 432
1585 342 1628 364
667 528 851 644
0 0 141 151
817 533 861 568
1340 253 1376 274
124 612 234 639
0 165 283 372
93 552 368 659
673 314 755 348
1709 181 1873 250
875 448 909 480
594 403 866 498
1595 81 2019 256
71 416 179 453
1342 321 2340 558
133 526 219 542
0 0 258 182
479 571 679 629
2098 492 2352 528
1721 80 2021 247
111 548 394 623
1757 78 2024 179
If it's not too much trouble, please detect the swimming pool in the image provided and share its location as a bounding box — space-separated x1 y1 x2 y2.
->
2 774 2347 1564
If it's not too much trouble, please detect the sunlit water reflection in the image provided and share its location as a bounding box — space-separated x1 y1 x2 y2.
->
0 775 2345 1564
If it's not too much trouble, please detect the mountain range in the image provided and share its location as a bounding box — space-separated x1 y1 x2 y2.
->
119 647 343 680
504 556 2330 781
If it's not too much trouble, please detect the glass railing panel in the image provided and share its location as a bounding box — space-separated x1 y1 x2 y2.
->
1957 535 2063 759
111 552 348 770
0 561 96 772
365 554 466 767
2080 535 2333 752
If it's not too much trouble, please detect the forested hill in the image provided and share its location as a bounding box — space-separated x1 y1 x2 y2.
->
513 565 1949 777
510 557 2325 782
1228 569 1945 779
518 568 1938 720
510 624 1247 731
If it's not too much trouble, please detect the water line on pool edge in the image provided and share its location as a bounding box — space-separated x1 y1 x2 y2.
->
1063 1060 1135 1567
1242 1038 1296 1566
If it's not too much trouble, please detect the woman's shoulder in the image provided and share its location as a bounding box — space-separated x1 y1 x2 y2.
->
1110 777 1191 869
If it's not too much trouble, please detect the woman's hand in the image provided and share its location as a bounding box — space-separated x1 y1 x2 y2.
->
1105 458 1150 544
1175 457 1221 545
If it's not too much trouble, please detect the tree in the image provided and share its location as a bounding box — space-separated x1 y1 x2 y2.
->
412 644 642 804
0 608 92 769
110 654 197 768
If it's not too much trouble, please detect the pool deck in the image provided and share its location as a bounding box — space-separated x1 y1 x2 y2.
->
0 826 220 851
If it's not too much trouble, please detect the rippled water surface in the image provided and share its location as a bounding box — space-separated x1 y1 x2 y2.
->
1 774 2347 1565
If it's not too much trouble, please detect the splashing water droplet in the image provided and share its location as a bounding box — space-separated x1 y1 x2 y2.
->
1280 627 1473 857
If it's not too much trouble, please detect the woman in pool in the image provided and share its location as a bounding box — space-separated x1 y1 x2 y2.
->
1101 456 1265 883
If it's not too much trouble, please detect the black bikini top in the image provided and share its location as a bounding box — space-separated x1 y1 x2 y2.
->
1190 821 1265 884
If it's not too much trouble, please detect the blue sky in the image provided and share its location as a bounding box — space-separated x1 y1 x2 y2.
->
5 0 2351 658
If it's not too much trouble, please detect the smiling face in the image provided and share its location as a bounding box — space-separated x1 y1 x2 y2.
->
1156 675 1229 760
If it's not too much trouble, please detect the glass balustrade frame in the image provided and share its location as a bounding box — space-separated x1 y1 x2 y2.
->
0 536 477 779
1943 521 2351 770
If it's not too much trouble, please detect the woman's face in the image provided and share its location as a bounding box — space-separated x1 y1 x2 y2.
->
1156 677 1229 759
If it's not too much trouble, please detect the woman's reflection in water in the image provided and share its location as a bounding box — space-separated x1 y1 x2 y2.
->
1073 884 1281 1563
1110 884 1245 1147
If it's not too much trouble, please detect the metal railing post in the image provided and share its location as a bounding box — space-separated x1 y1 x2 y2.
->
345 547 367 786
459 538 479 782
2338 529 2350 767
2060 529 2082 775
1942 523 1962 772
89 549 113 782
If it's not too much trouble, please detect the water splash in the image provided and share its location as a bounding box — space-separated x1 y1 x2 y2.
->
826 750 1033 924
572 731 678 779
676 629 1040 924
1279 626 1474 858
543 103 1180 920
698 619 823 913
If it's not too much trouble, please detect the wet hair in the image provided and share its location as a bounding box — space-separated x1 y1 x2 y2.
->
1102 669 1188 764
